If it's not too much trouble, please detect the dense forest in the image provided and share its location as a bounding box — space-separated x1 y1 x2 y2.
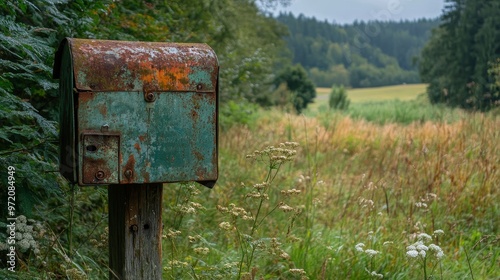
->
276 13 439 88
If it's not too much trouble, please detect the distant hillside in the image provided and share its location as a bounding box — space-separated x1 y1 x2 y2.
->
276 13 439 88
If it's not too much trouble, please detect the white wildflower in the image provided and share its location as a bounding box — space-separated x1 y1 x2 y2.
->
219 222 232 231
279 204 294 212
280 252 290 259
416 244 428 251
370 270 384 279
193 247 210 255
433 229 444 236
417 233 432 241
355 243 365 252
406 250 419 258
428 244 441 251
436 250 445 259
406 245 416 251
289 268 306 275
365 249 380 257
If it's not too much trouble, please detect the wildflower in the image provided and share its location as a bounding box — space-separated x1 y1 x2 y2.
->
216 205 228 213
289 268 306 275
416 243 428 251
190 202 204 209
166 229 182 238
193 247 210 255
252 182 268 190
417 233 432 241
429 244 445 259
365 249 380 257
435 250 445 259
415 202 428 208
355 243 365 252
365 268 384 279
219 222 232 231
279 203 294 212
280 252 290 259
281 189 301 196
406 250 419 258
433 229 444 236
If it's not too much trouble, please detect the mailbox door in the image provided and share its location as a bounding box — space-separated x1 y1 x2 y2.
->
77 91 217 185
81 134 120 184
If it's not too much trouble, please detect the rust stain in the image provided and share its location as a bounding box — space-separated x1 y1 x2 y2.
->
143 171 150 183
134 142 141 152
98 103 107 116
124 154 136 182
82 158 111 184
190 109 199 121
193 150 204 161
67 38 218 92
79 92 95 103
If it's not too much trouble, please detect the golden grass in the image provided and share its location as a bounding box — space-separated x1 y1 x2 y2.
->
164 109 500 279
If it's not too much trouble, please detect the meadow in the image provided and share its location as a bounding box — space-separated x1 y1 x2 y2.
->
4 88 498 280
157 90 499 279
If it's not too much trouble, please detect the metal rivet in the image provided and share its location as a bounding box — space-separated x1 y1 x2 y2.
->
196 84 203 91
145 92 156 102
95 171 105 180
130 224 138 233
125 169 133 179
101 124 109 132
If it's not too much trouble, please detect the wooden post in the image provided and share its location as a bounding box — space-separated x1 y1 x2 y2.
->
108 184 163 280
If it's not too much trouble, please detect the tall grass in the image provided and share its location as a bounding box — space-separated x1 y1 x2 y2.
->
3 100 497 279
160 107 499 279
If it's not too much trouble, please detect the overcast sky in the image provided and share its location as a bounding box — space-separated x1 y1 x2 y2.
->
275 0 446 24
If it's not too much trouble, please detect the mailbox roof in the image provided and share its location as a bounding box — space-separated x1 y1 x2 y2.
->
53 38 218 93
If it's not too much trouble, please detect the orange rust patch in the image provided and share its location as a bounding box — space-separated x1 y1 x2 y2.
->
134 143 141 152
79 92 95 103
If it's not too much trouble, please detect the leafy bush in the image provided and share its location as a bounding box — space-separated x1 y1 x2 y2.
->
328 85 350 110
220 100 259 131
274 65 317 113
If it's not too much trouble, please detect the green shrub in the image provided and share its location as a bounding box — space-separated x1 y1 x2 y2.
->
328 85 350 110
219 100 259 131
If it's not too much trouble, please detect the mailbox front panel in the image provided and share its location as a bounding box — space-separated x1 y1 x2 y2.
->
77 91 217 185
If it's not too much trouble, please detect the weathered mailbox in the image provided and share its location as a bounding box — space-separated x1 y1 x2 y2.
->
53 38 218 187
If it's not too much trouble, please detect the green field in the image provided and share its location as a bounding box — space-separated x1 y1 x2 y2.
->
310 84 427 111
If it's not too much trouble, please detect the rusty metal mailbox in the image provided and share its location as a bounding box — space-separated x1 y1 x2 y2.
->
53 38 218 187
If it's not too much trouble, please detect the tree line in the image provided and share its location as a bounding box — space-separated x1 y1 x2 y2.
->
276 13 439 88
